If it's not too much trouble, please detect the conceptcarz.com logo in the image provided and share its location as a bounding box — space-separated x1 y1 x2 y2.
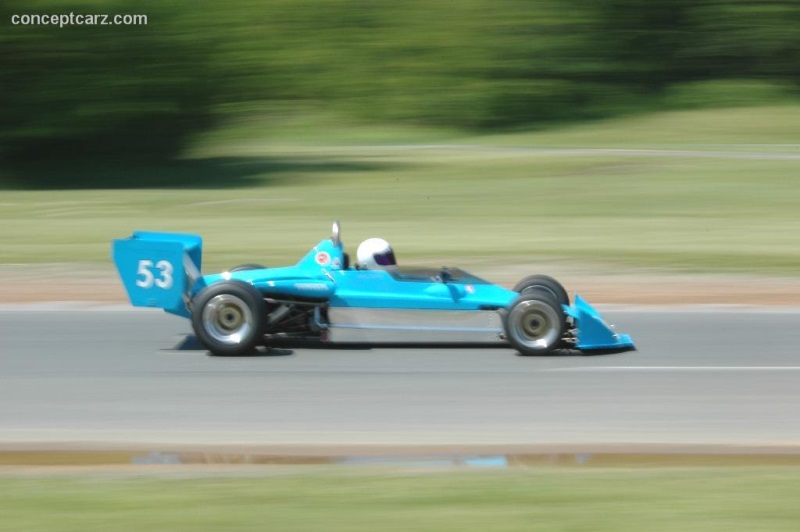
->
11 12 148 27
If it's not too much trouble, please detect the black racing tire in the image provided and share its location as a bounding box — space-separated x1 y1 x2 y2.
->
228 263 268 272
512 274 569 307
503 293 565 356
190 281 267 356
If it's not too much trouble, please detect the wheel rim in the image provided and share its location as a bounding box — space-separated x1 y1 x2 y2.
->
508 300 561 350
201 294 254 346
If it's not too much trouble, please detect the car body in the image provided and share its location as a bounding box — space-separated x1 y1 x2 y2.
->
112 221 634 356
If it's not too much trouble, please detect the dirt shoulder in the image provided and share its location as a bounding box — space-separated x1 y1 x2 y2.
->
3 263 800 306
2 443 800 470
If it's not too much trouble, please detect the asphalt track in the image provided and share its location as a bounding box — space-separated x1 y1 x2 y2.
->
2 306 800 449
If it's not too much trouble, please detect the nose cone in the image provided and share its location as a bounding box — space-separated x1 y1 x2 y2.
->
567 294 635 351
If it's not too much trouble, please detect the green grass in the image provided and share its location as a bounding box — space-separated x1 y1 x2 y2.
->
197 105 800 150
482 105 800 150
1 468 800 531
2 106 800 275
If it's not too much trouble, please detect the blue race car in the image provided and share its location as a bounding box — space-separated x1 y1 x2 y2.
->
112 221 634 356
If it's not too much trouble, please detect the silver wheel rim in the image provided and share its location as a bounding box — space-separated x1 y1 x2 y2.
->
201 294 254 346
508 300 560 350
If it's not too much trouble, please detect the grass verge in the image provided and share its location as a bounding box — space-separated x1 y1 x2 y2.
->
1 106 799 275
2 468 800 531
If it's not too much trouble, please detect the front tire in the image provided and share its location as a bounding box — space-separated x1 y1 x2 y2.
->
513 274 569 307
503 293 565 355
191 282 266 356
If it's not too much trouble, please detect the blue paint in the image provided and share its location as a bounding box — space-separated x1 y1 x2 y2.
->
111 225 635 352
111 231 202 318
462 455 509 468
565 294 636 350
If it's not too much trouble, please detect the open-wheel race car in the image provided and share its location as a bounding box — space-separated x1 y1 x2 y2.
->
112 221 634 356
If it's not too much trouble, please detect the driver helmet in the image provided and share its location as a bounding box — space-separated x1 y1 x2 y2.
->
356 238 397 271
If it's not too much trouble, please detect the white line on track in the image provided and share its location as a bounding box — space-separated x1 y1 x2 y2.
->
596 304 800 314
548 366 800 372
0 303 149 312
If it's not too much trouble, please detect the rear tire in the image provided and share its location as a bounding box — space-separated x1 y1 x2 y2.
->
191 282 266 356
503 293 565 355
513 274 569 307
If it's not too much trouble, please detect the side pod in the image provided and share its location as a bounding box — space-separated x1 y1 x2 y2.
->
111 231 203 317
565 294 635 351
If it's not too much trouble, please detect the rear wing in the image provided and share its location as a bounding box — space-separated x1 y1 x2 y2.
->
111 231 203 317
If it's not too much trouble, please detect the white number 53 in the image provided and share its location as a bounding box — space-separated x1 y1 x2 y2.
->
136 259 174 289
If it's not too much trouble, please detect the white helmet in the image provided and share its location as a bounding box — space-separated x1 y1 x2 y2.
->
356 238 397 270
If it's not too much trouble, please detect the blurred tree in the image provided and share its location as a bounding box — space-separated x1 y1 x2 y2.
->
0 0 223 169
586 0 697 89
686 0 800 82
2 0 798 183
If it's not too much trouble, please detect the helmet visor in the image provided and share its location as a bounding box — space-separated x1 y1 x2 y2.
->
374 249 396 266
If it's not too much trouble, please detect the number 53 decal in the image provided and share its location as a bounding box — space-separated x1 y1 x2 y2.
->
136 260 174 289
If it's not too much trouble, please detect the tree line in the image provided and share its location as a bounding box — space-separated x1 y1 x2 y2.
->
2 0 799 167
